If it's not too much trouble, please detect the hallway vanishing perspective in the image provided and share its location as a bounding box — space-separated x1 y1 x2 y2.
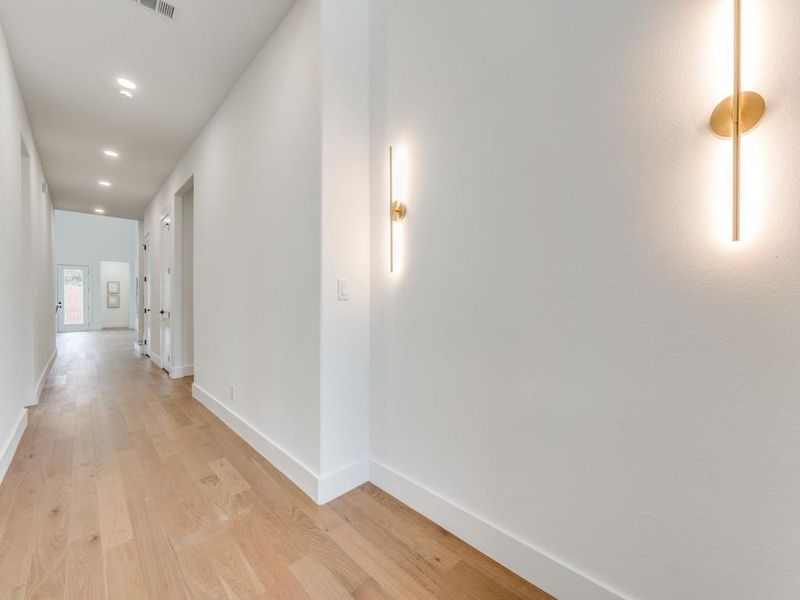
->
0 331 550 599
2 0 799 597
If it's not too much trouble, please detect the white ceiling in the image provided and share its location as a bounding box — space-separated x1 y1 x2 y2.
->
0 0 296 219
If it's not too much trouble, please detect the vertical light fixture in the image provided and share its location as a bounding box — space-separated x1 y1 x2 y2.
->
710 0 765 241
389 146 407 273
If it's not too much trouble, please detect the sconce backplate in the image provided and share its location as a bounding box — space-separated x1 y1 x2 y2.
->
391 201 407 222
710 91 766 137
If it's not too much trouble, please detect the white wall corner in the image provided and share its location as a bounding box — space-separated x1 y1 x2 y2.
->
317 458 370 505
369 460 633 600
317 0 371 503
170 365 194 379
191 382 321 502
0 410 28 485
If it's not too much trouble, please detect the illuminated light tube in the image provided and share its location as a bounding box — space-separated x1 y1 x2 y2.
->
389 146 407 273
709 0 765 242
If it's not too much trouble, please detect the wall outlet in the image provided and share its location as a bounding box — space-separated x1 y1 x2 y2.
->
230 384 236 403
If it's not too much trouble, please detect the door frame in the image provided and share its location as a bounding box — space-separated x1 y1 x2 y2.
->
159 214 172 374
170 175 195 379
143 232 152 356
57 264 91 332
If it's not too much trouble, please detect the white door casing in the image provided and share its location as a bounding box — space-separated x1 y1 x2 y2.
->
143 233 152 355
160 215 172 372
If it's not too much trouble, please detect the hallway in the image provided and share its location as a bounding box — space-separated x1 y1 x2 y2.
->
0 331 550 600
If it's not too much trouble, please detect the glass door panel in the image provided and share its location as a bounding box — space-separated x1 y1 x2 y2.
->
58 265 90 332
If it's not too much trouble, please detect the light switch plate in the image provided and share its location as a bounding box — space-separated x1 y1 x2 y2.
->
337 278 350 301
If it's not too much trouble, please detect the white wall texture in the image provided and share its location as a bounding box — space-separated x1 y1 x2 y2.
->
143 0 372 502
144 0 324 476
0 21 54 477
318 0 371 500
138 0 800 597
54 210 138 331
181 188 194 372
100 261 131 328
368 1 800 599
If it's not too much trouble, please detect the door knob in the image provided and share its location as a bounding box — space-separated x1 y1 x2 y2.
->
159 310 166 315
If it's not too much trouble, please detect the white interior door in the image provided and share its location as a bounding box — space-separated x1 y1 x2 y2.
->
160 215 172 371
57 265 90 332
144 233 152 355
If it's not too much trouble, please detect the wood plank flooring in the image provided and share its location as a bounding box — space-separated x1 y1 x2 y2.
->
0 330 553 600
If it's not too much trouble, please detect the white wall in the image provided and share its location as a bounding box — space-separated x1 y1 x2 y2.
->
368 1 800 599
54 210 138 331
0 21 54 479
144 0 323 477
318 0 371 500
138 1 800 596
181 188 194 373
143 0 371 502
99 261 131 328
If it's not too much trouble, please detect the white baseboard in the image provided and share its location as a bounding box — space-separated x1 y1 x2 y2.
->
25 347 57 407
150 353 162 369
0 410 27 485
369 460 630 600
318 459 369 505
186 382 625 598
192 383 328 503
170 365 194 379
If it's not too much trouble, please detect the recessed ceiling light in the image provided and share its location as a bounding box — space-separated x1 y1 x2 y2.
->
116 77 137 90
98 180 111 187
119 89 133 98
94 208 105 214
103 149 119 158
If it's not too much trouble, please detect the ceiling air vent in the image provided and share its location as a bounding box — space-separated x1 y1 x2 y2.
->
130 0 178 20
157 0 176 19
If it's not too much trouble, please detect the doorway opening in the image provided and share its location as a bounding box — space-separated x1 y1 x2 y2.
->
178 181 195 378
20 139 37 405
159 214 172 373
57 265 90 332
168 176 195 379
143 232 152 356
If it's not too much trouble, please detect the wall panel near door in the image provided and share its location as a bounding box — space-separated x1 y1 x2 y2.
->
100 262 130 328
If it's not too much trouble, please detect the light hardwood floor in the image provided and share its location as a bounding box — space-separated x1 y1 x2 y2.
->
0 330 553 600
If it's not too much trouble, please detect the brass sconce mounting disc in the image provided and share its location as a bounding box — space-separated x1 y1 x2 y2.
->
710 91 766 137
391 200 407 222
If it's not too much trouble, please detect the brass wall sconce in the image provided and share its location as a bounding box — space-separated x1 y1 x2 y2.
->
710 0 765 241
389 146 407 273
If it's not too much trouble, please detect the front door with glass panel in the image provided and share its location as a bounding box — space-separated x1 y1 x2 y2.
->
57 265 90 332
